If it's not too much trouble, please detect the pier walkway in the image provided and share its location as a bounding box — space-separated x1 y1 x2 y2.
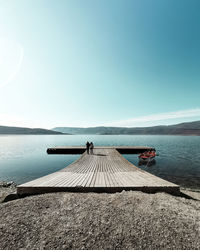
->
17 147 179 195
47 146 156 154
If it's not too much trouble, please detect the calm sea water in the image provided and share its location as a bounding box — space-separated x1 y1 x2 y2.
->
0 135 200 189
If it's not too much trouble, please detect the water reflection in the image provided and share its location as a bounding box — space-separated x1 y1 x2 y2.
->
138 159 156 167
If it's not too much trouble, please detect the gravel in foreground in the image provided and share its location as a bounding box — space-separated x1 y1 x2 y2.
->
0 190 200 250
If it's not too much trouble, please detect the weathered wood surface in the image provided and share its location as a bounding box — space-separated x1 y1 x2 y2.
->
47 146 155 154
17 148 179 195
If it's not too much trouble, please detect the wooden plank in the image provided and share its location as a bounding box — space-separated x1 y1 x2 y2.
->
17 148 179 195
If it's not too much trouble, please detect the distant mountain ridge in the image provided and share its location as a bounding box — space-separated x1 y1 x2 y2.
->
0 125 64 135
53 120 200 135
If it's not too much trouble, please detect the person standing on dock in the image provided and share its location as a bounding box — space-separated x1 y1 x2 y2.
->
90 142 94 155
86 141 90 154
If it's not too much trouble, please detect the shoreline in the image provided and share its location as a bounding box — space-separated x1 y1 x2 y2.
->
1 180 200 204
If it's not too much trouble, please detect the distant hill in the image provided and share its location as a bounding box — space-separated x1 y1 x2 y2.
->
53 121 200 135
0 125 64 135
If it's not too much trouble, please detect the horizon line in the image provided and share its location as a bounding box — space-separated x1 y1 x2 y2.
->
2 118 200 130
1 108 200 129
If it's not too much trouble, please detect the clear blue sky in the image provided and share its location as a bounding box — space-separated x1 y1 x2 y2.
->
0 0 200 128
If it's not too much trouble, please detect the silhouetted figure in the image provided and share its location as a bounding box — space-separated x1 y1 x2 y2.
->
86 141 90 154
90 142 94 155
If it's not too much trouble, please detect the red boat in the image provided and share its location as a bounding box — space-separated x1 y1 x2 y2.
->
138 150 156 161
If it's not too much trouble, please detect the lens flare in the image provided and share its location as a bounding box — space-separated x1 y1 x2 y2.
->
0 38 24 88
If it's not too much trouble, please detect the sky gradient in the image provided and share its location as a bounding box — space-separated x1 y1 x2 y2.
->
0 0 200 128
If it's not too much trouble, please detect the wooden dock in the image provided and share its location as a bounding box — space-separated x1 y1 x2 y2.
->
17 147 179 195
47 146 155 154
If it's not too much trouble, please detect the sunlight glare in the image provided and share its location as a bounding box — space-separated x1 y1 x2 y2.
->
0 38 24 88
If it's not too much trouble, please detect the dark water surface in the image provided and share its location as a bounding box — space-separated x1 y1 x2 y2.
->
0 135 200 189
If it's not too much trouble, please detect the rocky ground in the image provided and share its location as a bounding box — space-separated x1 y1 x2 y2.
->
0 181 17 203
0 187 200 250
